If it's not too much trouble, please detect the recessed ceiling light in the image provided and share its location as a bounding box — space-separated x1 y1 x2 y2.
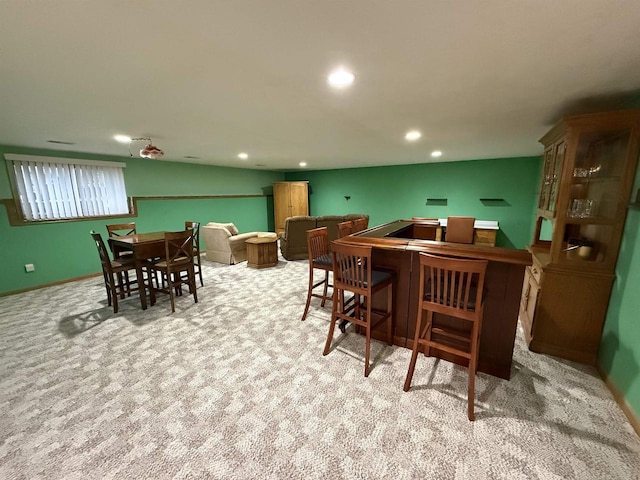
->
405 130 422 141
299 162 307 167
238 152 248 160
431 150 443 158
327 68 355 88
114 134 132 143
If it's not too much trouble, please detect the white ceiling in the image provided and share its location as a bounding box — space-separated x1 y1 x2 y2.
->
2 1 640 171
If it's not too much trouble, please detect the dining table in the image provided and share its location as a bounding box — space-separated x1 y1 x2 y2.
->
108 231 167 310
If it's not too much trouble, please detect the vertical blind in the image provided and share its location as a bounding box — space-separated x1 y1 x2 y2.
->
7 155 129 221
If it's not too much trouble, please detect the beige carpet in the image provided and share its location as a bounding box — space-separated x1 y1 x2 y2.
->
0 254 639 479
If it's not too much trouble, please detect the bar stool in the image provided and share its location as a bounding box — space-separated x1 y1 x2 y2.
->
323 241 394 377
301 227 333 321
185 221 204 286
90 231 140 313
445 216 475 244
351 217 369 233
403 252 487 421
337 220 353 238
146 230 198 313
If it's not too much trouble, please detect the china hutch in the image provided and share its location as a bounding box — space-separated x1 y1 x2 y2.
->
520 110 640 364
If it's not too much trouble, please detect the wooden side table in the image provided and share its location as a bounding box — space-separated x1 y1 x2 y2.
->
245 236 278 269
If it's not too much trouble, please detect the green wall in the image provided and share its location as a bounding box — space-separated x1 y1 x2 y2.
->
0 145 284 294
286 156 542 249
598 95 640 420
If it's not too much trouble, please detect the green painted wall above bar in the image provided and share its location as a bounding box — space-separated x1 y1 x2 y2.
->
285 156 541 249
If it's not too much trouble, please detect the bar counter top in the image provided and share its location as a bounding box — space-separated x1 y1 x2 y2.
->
336 220 532 379
344 220 531 264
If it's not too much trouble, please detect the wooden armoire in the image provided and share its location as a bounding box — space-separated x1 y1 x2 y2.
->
273 181 309 235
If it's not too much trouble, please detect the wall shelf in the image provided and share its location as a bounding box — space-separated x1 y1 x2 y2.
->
480 198 510 206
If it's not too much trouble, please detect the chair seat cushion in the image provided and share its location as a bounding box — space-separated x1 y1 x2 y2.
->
152 256 191 269
314 253 332 267
369 268 393 287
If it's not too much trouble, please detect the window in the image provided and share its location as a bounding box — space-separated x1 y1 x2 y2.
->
5 154 129 221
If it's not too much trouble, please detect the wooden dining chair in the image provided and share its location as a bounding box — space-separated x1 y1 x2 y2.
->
301 227 333 321
106 222 136 237
106 222 137 259
146 230 198 313
403 252 487 421
323 241 395 377
185 221 203 286
90 231 140 313
351 217 369 233
445 216 475 244
337 221 353 239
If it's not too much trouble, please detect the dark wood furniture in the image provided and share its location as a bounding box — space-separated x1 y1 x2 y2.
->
185 221 203 286
273 181 309 236
432 219 498 246
445 216 475 244
351 217 369 233
106 222 136 257
337 220 353 238
109 232 167 310
521 110 640 364
323 241 395 377
91 231 139 313
403 253 488 421
106 222 136 237
146 230 198 313
339 219 531 379
404 219 439 241
301 227 332 321
245 236 278 269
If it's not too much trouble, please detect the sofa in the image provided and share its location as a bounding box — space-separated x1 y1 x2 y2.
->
202 222 276 264
279 214 369 260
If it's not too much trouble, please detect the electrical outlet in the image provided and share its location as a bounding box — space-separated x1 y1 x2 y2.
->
25 264 35 272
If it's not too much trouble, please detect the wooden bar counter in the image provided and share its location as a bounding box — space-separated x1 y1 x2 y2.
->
337 220 532 380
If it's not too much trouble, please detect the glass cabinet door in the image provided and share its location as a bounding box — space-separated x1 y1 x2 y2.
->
558 128 632 267
537 148 553 212
547 140 565 215
538 141 565 216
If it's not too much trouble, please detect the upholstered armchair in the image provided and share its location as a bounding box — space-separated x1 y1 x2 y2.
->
201 222 263 264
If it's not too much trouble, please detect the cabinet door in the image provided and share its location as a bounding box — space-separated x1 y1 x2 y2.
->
537 147 554 212
273 183 291 234
557 127 633 269
289 182 309 217
547 140 565 215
